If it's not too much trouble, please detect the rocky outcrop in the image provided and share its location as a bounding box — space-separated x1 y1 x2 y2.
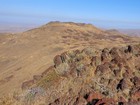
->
21 44 140 105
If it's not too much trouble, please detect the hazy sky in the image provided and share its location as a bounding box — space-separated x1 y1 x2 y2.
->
0 0 140 29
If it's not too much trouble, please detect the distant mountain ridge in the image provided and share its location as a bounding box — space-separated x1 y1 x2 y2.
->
105 29 123 35
119 29 140 37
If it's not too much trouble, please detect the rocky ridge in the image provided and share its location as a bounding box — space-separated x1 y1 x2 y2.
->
19 44 140 105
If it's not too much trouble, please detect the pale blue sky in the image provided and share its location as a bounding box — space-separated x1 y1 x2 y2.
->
0 0 140 29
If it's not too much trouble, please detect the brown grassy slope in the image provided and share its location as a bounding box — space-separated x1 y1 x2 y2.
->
0 21 140 96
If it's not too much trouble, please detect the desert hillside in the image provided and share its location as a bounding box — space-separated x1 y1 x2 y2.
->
0 22 140 105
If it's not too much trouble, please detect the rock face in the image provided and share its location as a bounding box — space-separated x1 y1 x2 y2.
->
21 44 140 105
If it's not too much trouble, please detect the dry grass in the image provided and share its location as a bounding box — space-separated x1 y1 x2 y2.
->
0 87 47 105
37 70 60 89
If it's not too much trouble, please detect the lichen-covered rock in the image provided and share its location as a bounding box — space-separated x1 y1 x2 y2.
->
87 92 103 102
95 98 116 105
101 48 111 62
131 89 140 101
55 62 70 76
82 47 96 57
95 63 111 76
21 80 35 90
54 55 63 67
33 75 42 81
91 56 101 67
131 76 140 87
